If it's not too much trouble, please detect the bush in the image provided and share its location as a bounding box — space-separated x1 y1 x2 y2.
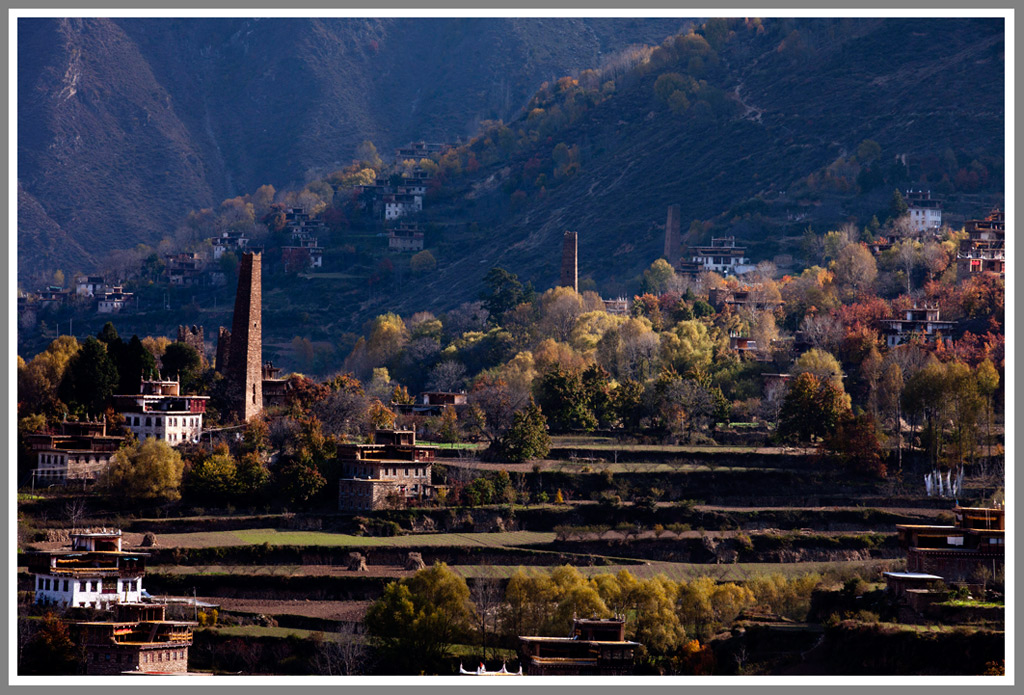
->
141 532 156 547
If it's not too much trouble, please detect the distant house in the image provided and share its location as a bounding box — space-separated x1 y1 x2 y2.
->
392 391 467 417
113 379 208 446
957 209 1005 283
37 285 72 308
395 141 447 159
708 286 784 312
384 193 423 221
519 618 639 675
281 240 323 272
729 333 770 361
97 286 133 314
27 418 125 487
387 222 425 252
76 275 107 297
877 304 955 348
262 362 290 408
677 237 755 276
905 189 943 232
602 297 630 316
337 429 437 511
164 253 205 287
210 230 251 260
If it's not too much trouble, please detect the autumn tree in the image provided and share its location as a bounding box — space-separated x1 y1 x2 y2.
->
975 359 1000 468
18 335 81 414
427 361 467 393
438 406 460 445
822 413 887 478
778 372 849 444
879 362 905 469
99 438 185 505
833 243 877 297
538 286 585 342
20 612 79 675
410 250 437 274
185 450 239 503
364 563 475 674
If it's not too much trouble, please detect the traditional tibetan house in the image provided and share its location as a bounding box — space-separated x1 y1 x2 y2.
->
337 429 437 511
892 505 1004 583
877 304 954 348
72 603 196 675
957 209 1005 282
113 379 208 446
519 618 639 676
27 418 125 486
28 530 147 610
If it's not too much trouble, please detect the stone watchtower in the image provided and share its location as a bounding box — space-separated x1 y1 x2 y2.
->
226 252 262 422
664 204 681 262
560 231 578 292
177 325 205 363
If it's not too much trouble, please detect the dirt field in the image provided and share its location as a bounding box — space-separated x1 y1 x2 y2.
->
199 597 371 623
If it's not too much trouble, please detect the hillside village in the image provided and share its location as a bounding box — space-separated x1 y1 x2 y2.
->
15 16 1006 680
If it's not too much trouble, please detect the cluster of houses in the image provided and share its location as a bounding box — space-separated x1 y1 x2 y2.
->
28 529 197 675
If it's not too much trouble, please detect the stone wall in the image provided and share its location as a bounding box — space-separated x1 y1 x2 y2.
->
177 325 205 362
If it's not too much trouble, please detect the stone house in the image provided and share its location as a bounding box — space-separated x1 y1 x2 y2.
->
27 418 125 486
338 429 437 512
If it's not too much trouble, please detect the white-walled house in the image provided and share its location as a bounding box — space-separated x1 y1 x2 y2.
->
29 530 147 609
113 379 208 446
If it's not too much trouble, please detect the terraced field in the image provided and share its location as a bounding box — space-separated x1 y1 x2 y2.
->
152 529 557 549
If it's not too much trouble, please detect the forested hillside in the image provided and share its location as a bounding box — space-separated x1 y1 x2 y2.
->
17 16 688 280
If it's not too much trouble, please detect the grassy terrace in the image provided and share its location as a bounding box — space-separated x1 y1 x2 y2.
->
154 559 902 582
154 529 556 549
548 436 807 454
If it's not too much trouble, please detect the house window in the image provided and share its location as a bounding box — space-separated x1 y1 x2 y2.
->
146 417 152 427
63 580 69 592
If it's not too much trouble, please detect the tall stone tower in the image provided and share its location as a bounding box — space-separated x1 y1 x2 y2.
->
664 204 681 263
560 231 578 292
226 252 262 422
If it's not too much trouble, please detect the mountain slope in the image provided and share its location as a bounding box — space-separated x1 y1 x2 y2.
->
17 17 688 280
374 17 1003 320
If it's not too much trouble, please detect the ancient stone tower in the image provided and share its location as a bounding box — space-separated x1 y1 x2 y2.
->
226 252 262 422
664 204 681 262
177 325 205 364
215 327 232 374
560 231 578 292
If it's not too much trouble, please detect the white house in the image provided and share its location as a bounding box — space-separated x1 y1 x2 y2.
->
113 379 208 446
31 531 146 609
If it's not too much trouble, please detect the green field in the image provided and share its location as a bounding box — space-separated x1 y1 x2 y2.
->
151 558 902 583
451 559 902 581
156 528 556 549
199 625 342 640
